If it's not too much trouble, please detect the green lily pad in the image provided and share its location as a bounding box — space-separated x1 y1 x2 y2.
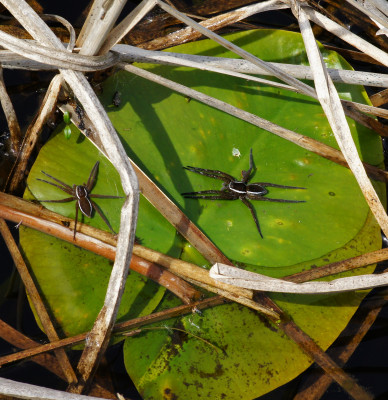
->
20 126 182 337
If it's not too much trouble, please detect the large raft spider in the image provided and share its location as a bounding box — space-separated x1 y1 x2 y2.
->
182 149 306 238
37 161 123 239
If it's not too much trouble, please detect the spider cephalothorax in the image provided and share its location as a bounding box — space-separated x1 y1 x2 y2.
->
182 149 306 238
37 161 123 239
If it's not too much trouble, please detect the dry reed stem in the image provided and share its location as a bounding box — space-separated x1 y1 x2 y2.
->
343 101 388 136
99 0 159 54
41 14 77 50
0 319 116 399
0 319 67 380
369 0 388 16
117 45 305 95
139 0 287 50
117 46 388 88
370 88 388 107
3 190 388 297
304 6 388 66
0 29 119 71
118 46 388 131
3 43 388 93
156 0 317 98
0 192 199 305
342 100 388 120
0 219 77 384
0 377 104 400
0 297 226 367
286 248 388 282
76 0 127 53
210 262 388 294
132 245 280 318
343 0 388 30
0 66 21 154
324 44 385 66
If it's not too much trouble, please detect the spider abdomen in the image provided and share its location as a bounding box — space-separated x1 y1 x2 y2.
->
229 181 268 197
75 185 93 217
228 181 247 194
246 183 268 196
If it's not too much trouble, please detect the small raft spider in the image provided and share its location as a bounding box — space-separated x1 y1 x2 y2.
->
182 149 306 238
37 161 123 239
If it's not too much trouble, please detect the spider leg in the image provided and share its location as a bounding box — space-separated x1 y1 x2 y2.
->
241 148 254 183
251 196 306 203
39 197 75 203
183 166 235 183
37 178 74 195
89 194 124 199
39 172 73 191
182 190 237 200
183 196 236 200
240 197 263 238
182 190 226 195
256 182 306 190
90 199 116 234
86 161 99 192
